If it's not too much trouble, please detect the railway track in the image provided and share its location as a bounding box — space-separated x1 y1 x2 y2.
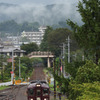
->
0 85 25 100
30 67 45 81
0 67 47 100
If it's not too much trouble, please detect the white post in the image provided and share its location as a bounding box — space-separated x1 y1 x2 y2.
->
19 57 21 78
47 57 50 68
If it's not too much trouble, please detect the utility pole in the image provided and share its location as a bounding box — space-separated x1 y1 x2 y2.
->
68 36 70 63
59 45 63 76
62 43 66 58
53 58 56 100
62 43 66 77
60 43 66 77
12 49 14 84
19 57 21 78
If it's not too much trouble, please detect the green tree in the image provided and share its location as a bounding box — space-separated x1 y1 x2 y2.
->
65 61 85 78
0 20 40 36
40 26 53 51
21 42 39 54
68 82 100 100
47 28 71 56
0 55 8 82
20 22 40 32
75 60 100 84
0 20 20 34
3 63 12 81
67 0 100 63
13 57 33 80
31 58 43 66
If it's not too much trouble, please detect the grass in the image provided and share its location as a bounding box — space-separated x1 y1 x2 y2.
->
0 86 9 90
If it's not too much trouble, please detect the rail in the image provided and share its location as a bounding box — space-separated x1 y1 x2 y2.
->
0 85 25 100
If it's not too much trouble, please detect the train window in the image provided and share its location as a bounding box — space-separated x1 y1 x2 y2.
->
43 89 49 96
28 89 34 96
36 90 41 96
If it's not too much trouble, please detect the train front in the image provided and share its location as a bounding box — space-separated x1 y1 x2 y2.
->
27 81 50 100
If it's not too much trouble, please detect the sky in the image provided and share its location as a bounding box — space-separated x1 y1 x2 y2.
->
0 0 79 5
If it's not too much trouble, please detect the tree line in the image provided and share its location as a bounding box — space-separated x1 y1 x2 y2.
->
0 20 69 37
0 20 40 36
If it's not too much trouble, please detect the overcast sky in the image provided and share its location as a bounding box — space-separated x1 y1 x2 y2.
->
0 0 79 5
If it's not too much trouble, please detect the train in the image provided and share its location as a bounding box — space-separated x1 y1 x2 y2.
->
27 80 50 100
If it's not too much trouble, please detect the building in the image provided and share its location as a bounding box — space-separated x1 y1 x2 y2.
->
0 48 25 57
6 36 20 49
0 38 25 57
21 26 47 45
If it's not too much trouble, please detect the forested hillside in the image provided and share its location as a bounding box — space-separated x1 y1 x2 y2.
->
0 2 82 36
0 20 40 36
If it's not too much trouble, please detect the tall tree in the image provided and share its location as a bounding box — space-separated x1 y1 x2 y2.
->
67 0 100 63
47 28 71 56
40 26 53 51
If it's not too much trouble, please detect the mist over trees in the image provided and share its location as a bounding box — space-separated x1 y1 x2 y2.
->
0 2 82 27
0 2 82 36
0 20 40 36
0 20 72 37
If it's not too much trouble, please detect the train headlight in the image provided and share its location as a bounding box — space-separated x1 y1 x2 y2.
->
36 84 41 87
44 98 48 100
37 97 40 100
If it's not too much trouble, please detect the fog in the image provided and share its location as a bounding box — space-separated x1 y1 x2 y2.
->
0 1 82 25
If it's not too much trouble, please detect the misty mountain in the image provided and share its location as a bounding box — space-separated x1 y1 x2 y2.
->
0 3 82 25
0 3 17 7
0 3 18 22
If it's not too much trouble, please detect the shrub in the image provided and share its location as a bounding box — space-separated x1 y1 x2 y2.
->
75 60 100 83
68 82 100 100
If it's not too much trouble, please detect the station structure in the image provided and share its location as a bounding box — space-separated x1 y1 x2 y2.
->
28 51 54 68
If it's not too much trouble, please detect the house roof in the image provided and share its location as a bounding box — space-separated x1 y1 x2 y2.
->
0 48 25 53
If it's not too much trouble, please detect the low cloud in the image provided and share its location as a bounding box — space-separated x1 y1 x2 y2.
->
0 1 82 25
